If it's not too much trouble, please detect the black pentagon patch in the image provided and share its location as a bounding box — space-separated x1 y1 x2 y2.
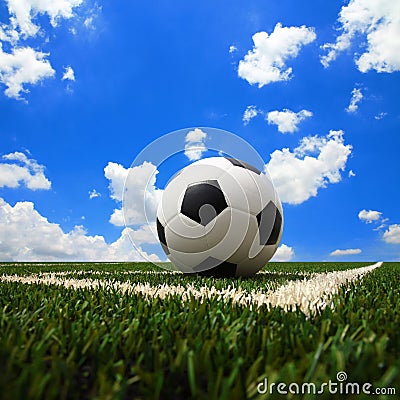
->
181 180 228 226
256 201 282 246
225 157 261 175
156 217 170 255
193 257 237 278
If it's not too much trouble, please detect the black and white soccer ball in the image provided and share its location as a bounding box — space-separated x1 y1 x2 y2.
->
156 157 283 277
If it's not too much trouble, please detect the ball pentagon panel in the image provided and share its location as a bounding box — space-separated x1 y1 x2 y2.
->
159 162 227 224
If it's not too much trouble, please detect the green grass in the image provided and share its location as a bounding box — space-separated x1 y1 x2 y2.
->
0 262 399 399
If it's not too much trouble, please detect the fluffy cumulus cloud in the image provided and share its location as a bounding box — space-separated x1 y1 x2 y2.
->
357 207 400 243
88 189 100 199
238 23 316 87
242 105 260 125
266 130 352 204
0 0 86 99
0 44 55 99
104 161 163 227
62 66 75 81
382 224 400 244
229 45 237 54
0 151 51 190
184 128 208 161
0 197 159 261
5 0 83 38
128 223 159 245
346 87 363 113
266 109 313 134
330 248 362 256
321 0 400 72
271 244 294 261
358 209 382 223
0 156 163 261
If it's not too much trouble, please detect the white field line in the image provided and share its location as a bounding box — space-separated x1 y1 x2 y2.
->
0 265 314 278
0 270 317 279
39 270 180 276
0 269 180 276
3 269 313 278
0 262 382 315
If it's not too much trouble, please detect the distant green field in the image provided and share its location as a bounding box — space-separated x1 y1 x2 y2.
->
0 262 399 399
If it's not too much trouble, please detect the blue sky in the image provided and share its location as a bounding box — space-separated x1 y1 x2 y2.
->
0 0 399 262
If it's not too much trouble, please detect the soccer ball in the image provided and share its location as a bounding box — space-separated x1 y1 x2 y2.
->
156 157 283 277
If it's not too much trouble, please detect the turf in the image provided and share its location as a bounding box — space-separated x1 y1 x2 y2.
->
0 262 399 399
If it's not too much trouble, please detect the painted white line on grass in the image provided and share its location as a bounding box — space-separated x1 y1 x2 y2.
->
38 270 180 276
0 262 382 315
260 261 383 314
0 269 313 279
38 270 312 277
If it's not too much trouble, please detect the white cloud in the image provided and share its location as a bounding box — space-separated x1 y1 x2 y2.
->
0 156 163 261
0 44 55 100
185 128 207 146
374 222 388 232
6 0 83 38
0 151 51 190
0 197 159 261
82 4 101 30
0 0 91 100
0 23 19 43
266 130 352 204
104 161 163 227
266 109 312 133
373 218 388 231
62 65 75 81
128 223 159 245
243 106 313 132
242 105 260 125
271 244 294 261
330 248 362 256
238 23 316 87
348 170 356 177
346 87 363 113
88 189 101 199
229 45 237 54
383 224 400 244
184 128 207 161
321 0 400 72
84 16 93 28
358 209 382 223
375 112 387 120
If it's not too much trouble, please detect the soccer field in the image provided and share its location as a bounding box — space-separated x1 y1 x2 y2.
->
0 262 399 399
